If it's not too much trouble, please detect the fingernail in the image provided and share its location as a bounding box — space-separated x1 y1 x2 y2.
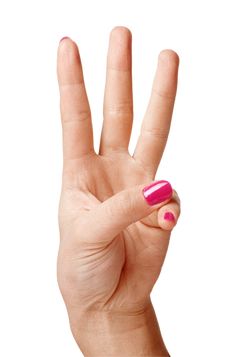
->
60 36 70 43
164 212 175 222
142 180 173 206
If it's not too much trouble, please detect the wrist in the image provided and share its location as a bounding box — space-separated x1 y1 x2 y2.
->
68 301 169 357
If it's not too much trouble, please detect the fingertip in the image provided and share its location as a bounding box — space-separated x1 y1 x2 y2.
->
58 36 77 55
110 26 132 40
108 26 132 71
164 211 176 222
158 49 179 66
158 199 181 231
57 37 83 85
159 210 177 231
59 36 71 43
142 180 173 207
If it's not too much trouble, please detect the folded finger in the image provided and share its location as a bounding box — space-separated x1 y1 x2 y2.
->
140 189 181 230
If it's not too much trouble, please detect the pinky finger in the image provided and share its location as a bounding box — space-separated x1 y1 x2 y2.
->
157 191 181 231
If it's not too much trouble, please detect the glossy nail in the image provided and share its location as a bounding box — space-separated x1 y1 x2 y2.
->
164 211 175 222
142 180 173 206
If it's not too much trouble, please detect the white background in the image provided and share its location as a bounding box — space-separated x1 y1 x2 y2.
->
0 0 235 356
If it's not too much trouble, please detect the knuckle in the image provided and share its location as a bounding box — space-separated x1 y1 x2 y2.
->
75 109 91 122
141 127 169 141
104 102 133 118
123 190 140 220
152 87 175 101
116 189 138 221
172 189 181 206
63 109 91 123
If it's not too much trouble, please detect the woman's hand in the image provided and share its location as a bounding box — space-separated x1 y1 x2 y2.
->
57 27 180 356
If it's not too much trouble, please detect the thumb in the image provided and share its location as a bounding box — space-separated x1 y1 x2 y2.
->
83 180 173 245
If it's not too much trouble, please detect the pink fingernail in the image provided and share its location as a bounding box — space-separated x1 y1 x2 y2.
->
142 180 172 206
60 36 70 42
164 212 175 222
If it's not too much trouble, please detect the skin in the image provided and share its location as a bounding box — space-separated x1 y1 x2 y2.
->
57 27 180 356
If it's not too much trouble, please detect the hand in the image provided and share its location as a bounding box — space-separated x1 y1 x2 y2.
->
57 27 180 356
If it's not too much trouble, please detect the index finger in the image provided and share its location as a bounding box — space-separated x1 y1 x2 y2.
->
57 37 94 163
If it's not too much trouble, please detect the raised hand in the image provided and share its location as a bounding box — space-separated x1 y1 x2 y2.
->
57 27 180 356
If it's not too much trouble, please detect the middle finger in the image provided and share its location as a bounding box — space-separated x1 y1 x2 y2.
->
99 27 133 155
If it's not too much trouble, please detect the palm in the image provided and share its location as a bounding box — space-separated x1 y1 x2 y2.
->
57 28 179 313
59 153 170 312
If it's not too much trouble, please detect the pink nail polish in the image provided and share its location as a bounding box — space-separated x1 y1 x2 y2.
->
60 36 70 42
164 212 175 222
142 180 172 206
